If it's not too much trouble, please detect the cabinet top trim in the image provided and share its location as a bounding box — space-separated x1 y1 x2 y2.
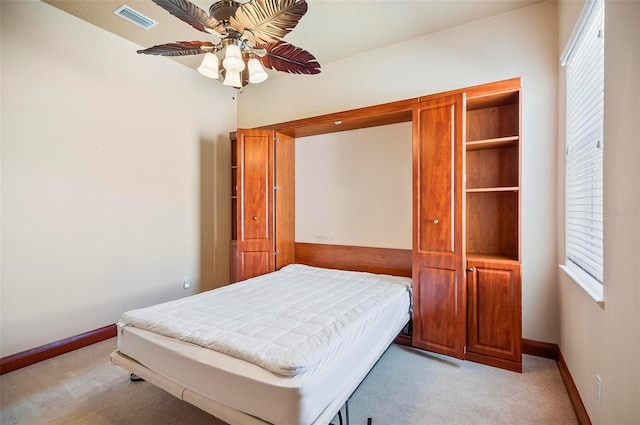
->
253 77 521 139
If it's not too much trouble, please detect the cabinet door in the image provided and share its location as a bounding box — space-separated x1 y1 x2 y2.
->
466 258 522 371
274 133 295 270
412 94 466 359
236 129 275 281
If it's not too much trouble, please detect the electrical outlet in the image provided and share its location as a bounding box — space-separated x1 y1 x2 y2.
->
596 375 602 405
183 276 190 289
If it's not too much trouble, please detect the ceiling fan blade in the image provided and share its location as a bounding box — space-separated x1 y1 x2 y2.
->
259 41 320 75
137 41 217 56
151 0 221 34
231 0 308 45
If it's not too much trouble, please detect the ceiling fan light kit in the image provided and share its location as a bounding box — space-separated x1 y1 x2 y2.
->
138 0 321 89
197 52 220 78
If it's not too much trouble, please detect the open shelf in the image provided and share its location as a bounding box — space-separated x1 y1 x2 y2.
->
466 95 519 141
466 144 519 189
466 90 519 110
466 191 519 261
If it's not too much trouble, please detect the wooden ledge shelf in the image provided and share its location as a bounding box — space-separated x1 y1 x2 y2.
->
466 136 519 150
466 253 520 263
466 187 519 193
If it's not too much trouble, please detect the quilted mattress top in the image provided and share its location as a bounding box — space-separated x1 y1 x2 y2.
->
118 264 411 376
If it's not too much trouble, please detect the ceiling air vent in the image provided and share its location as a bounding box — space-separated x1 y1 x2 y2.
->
113 5 158 30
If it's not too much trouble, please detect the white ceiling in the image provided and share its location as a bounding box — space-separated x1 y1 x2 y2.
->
43 0 543 77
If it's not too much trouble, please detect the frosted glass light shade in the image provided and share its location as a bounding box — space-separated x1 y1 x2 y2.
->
223 70 242 88
197 53 219 79
248 58 268 84
222 44 245 72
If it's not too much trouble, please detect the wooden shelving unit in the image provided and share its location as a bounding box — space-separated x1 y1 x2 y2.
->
465 91 520 262
464 88 522 372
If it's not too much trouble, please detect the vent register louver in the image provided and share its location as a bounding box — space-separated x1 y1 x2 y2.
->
113 5 159 30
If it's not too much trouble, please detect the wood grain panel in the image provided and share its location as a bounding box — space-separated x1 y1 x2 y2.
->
415 101 456 254
413 266 460 355
467 259 521 364
241 134 271 240
412 94 466 359
236 129 275 281
258 98 416 138
239 250 272 281
294 242 412 277
253 78 520 141
229 240 238 283
275 133 295 270
464 81 520 106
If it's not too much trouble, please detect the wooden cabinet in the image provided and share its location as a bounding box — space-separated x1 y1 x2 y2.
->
412 94 466 359
412 80 522 371
230 129 294 282
466 258 522 372
231 78 522 371
463 87 522 371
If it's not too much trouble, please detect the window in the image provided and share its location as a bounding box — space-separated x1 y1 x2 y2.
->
561 0 605 301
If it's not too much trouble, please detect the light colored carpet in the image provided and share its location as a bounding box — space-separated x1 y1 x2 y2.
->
0 338 577 425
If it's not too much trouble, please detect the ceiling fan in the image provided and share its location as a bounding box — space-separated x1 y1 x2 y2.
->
138 0 321 88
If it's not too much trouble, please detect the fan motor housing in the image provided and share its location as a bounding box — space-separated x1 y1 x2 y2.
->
210 1 239 22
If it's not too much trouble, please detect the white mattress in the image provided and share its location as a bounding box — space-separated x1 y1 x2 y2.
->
116 265 411 425
119 264 411 376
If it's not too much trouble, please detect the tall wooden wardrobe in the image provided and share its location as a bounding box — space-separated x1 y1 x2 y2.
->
230 129 295 283
231 78 522 372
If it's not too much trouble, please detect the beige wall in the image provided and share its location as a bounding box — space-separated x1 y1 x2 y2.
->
239 1 560 343
296 123 412 249
0 1 236 357
557 1 640 423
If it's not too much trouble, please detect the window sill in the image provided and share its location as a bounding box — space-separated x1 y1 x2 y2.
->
560 265 605 309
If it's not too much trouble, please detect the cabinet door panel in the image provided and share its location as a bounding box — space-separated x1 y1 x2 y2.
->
242 134 271 240
239 251 272 281
412 94 465 359
274 133 295 270
467 260 521 363
413 266 460 355
236 129 275 282
416 102 456 254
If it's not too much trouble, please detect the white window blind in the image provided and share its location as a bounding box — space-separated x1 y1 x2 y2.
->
563 0 604 284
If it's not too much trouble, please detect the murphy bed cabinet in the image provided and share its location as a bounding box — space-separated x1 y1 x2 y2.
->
232 78 521 372
412 81 522 372
230 129 295 283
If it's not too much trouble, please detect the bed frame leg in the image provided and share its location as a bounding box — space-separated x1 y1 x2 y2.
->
345 399 350 425
130 373 144 382
332 399 373 425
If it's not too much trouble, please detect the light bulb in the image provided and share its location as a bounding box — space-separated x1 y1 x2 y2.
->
223 70 242 88
197 53 219 79
248 58 268 84
222 44 245 73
